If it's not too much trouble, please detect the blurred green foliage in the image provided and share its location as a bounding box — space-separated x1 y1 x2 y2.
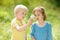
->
0 0 60 40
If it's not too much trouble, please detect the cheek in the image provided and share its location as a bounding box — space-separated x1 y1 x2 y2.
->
35 16 39 20
40 15 43 18
38 16 44 20
35 16 43 20
17 15 21 18
16 13 22 18
18 14 25 18
21 14 25 17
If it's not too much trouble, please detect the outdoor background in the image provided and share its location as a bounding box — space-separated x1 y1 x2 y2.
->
0 0 60 40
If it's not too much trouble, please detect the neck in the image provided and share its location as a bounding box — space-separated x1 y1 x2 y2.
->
16 17 22 21
16 18 23 26
16 18 22 23
38 20 45 26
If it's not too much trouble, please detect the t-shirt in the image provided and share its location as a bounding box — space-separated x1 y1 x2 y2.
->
31 21 52 40
11 18 26 40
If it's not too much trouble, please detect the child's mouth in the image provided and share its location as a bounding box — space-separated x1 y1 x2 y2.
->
37 18 38 20
22 17 24 18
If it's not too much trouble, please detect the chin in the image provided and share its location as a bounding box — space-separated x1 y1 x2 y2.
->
21 18 24 20
17 18 22 20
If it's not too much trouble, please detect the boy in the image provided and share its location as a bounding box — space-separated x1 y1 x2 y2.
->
11 5 33 40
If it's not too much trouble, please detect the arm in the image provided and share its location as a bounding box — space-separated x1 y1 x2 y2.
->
47 24 52 40
15 18 33 31
31 24 35 40
32 37 35 40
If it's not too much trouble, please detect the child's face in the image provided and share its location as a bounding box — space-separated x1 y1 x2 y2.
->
16 10 27 20
34 11 43 21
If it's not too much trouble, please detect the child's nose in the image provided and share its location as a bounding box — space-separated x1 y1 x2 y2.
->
23 14 25 17
22 15 25 18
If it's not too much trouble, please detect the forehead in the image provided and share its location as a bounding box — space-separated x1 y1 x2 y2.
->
16 8 27 13
34 10 41 15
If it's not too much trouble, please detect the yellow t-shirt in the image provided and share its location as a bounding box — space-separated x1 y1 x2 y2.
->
11 18 26 40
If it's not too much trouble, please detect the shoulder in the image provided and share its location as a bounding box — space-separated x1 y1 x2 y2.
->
32 22 37 26
46 21 52 28
31 21 38 28
46 21 51 25
11 18 16 26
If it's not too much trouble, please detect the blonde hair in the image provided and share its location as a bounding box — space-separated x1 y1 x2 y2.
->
14 4 28 14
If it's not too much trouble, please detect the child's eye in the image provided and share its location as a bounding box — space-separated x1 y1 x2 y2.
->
22 13 26 15
22 13 24 14
38 14 40 16
34 15 36 16
24 13 26 15
25 14 26 15
22 13 25 15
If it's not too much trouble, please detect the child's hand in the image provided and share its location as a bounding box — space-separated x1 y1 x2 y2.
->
28 18 33 25
32 38 35 40
32 37 35 40
28 14 35 25
30 14 35 19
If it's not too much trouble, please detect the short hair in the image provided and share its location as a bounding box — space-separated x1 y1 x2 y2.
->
14 5 28 13
33 6 46 21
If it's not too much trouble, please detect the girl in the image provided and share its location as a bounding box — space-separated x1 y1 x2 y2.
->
31 6 52 40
